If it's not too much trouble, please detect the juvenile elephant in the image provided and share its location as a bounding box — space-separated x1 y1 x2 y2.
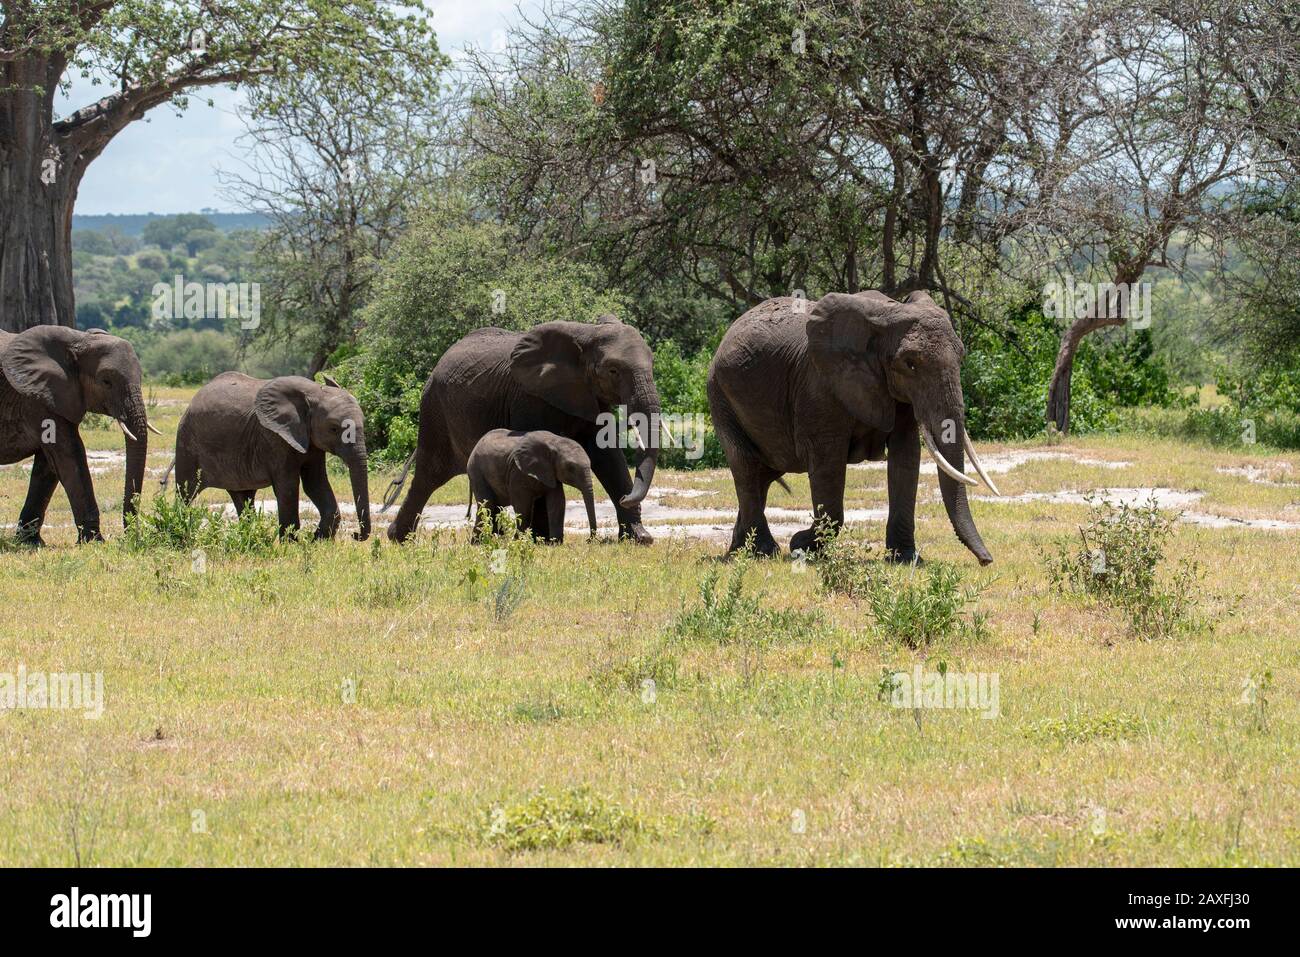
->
466 429 598 542
707 291 1000 564
385 315 662 544
0 326 157 544
167 373 371 539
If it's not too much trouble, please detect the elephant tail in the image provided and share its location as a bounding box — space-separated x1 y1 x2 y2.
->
381 451 416 512
775 476 792 495
159 458 175 492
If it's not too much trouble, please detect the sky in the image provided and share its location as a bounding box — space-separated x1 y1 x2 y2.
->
63 2 532 215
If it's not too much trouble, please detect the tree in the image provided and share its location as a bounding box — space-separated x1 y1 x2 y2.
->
221 69 453 375
0 0 440 332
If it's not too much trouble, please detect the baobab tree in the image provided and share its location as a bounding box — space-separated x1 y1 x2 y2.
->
0 0 442 332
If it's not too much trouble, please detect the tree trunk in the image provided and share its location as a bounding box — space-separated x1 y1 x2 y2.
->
1045 266 1144 434
1 54 82 332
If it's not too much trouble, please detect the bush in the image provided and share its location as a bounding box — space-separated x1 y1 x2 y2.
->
481 788 660 852
338 211 628 461
1044 493 1204 639
123 493 280 555
137 330 237 386
670 550 823 645
815 533 986 646
962 304 1176 440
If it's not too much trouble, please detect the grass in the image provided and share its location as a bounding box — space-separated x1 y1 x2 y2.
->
0 387 1297 864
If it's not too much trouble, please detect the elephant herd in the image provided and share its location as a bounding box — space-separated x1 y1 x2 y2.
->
0 290 999 564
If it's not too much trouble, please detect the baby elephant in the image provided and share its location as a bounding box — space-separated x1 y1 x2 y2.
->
167 373 371 539
467 429 597 542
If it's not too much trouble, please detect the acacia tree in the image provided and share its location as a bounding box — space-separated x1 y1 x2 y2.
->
0 0 440 332
222 71 455 375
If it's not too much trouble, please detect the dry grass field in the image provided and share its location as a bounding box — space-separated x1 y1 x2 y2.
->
0 385 1296 865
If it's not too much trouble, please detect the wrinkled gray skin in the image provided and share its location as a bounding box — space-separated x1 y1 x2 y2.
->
0 326 149 544
466 429 598 542
707 290 993 565
170 373 370 540
387 315 661 544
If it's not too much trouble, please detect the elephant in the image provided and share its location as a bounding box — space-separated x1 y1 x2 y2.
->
165 372 371 539
384 315 662 544
466 429 599 542
707 290 1000 565
0 326 157 544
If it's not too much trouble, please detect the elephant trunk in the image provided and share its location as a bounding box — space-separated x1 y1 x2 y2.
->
122 393 149 527
923 417 992 566
347 446 371 541
581 471 598 538
620 373 661 508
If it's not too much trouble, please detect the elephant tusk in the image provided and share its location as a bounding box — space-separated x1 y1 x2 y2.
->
659 417 676 447
146 421 163 436
920 425 977 487
117 419 138 442
628 425 646 451
962 429 1001 496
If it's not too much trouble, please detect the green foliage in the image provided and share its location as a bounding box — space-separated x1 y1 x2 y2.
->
962 305 1175 440
815 534 985 647
1025 712 1143 744
137 330 237 386
338 211 628 460
481 788 660 852
1045 494 1205 639
670 550 823 646
141 214 216 252
123 493 280 555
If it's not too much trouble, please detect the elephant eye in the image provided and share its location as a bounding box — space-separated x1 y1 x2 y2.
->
906 360 917 373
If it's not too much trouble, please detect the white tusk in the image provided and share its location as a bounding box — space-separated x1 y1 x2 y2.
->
628 425 646 451
659 417 676 447
117 419 138 442
962 429 1001 496
920 425 977 487
146 421 163 436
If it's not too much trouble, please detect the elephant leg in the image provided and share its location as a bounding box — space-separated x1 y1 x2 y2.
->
387 403 460 543
229 490 256 517
727 460 779 556
885 404 921 563
301 455 341 540
585 441 651 544
270 472 301 538
468 477 500 542
16 452 60 546
536 487 566 544
173 446 204 503
46 428 103 543
790 459 845 554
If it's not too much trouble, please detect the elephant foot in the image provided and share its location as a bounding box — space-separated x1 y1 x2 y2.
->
885 548 923 566
619 522 654 545
728 529 778 557
789 523 838 555
14 533 45 549
77 528 105 544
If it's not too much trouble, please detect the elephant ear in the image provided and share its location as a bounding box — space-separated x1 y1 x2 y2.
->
510 440 557 488
806 292 904 434
254 376 312 453
510 322 600 421
0 325 86 423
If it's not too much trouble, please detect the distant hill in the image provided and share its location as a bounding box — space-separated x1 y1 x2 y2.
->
72 211 270 236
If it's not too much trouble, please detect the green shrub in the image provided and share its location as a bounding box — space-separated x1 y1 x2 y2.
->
481 787 660 851
137 329 237 386
962 304 1176 440
123 493 280 555
671 550 823 645
1025 712 1143 744
1045 493 1204 639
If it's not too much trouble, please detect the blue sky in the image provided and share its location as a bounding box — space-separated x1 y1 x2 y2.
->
63 2 530 215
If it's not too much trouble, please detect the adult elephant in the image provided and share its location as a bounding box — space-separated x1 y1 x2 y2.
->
0 326 156 544
707 291 1000 565
385 316 662 543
